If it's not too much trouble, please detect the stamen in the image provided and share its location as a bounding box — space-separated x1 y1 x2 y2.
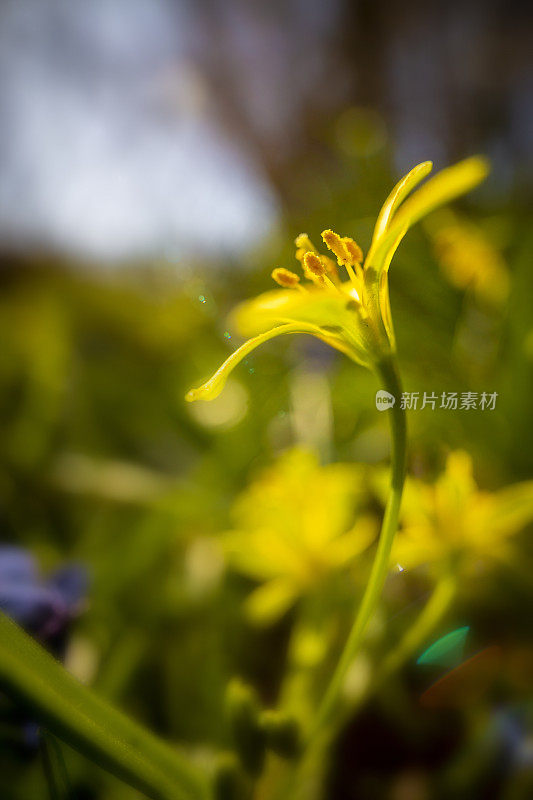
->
271 268 303 289
303 252 326 277
321 229 364 291
342 237 363 265
303 252 338 291
294 233 318 268
294 233 316 252
344 263 359 286
321 229 364 267
321 254 339 281
321 229 349 265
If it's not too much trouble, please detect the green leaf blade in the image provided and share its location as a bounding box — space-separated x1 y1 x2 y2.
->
0 612 209 800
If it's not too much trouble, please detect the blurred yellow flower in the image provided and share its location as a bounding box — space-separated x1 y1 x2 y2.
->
427 210 509 306
223 449 376 625
186 158 488 402
392 451 533 573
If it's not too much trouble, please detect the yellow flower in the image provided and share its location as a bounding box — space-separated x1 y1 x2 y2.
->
392 451 533 573
223 449 376 625
186 157 488 402
426 209 509 306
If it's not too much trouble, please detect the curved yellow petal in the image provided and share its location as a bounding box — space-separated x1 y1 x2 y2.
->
393 156 489 235
368 156 489 275
368 160 433 260
230 286 374 366
185 322 325 402
374 225 407 348
231 287 354 338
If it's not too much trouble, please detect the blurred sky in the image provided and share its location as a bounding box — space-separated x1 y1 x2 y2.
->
0 0 530 264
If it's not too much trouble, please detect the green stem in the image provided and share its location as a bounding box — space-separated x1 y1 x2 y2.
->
310 356 406 738
321 572 457 749
266 577 455 800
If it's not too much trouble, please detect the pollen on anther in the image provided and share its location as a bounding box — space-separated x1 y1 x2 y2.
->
303 251 327 278
321 229 345 262
321 229 363 268
342 237 363 264
271 267 301 288
294 233 315 251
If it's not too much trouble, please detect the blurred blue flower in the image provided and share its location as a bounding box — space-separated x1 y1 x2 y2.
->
0 546 88 753
0 546 87 655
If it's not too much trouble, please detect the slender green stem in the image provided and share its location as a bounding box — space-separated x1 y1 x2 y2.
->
310 356 406 738
319 572 457 747
267 575 455 800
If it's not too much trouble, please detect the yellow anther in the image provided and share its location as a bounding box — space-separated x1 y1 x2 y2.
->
271 268 301 288
342 237 363 265
303 251 326 277
321 229 364 291
303 252 339 291
294 233 316 252
321 229 363 268
295 233 320 269
321 229 348 265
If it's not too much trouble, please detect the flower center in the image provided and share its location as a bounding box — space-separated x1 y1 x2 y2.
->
271 228 365 303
